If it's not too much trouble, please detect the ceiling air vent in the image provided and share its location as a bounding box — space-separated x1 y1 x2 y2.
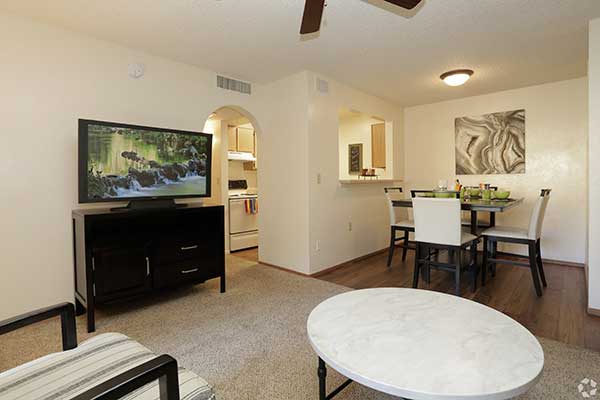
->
316 77 329 94
217 75 251 95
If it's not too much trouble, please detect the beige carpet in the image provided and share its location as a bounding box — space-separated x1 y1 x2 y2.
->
2 254 600 399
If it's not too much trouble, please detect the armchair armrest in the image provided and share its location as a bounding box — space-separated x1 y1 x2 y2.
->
72 355 180 400
0 302 77 350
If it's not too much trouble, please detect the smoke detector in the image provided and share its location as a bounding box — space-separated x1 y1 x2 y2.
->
128 63 145 79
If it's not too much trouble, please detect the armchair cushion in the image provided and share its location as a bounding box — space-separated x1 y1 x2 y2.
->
0 333 215 400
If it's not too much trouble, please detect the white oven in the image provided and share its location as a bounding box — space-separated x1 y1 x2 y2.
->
228 179 258 252
228 194 258 252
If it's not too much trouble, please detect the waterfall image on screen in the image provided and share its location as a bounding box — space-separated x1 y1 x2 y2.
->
86 124 209 200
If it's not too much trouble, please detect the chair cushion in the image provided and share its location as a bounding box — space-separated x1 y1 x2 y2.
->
393 219 414 229
461 232 478 245
0 333 216 400
482 226 529 240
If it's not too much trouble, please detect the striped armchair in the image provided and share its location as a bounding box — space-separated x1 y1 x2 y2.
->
0 303 216 400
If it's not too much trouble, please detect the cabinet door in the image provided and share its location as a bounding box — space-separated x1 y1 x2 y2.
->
237 127 255 153
371 123 386 169
92 241 151 302
227 126 238 152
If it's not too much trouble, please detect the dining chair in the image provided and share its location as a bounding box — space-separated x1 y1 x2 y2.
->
480 189 551 297
384 187 414 266
412 197 480 296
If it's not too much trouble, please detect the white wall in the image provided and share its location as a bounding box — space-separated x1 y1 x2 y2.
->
588 19 600 311
0 14 310 319
338 114 392 180
257 71 311 273
307 72 404 274
404 78 588 264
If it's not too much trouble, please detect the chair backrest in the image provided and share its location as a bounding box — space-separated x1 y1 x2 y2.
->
413 198 462 246
384 187 403 194
411 190 460 199
411 190 433 198
384 187 404 226
528 189 551 239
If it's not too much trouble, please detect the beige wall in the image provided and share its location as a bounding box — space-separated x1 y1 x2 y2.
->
588 19 600 311
307 72 404 274
0 14 310 319
404 78 588 264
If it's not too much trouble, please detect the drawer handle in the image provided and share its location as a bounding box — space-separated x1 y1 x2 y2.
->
181 268 199 274
146 257 150 276
181 245 198 251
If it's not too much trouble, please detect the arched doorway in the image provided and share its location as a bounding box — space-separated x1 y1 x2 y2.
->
203 106 260 259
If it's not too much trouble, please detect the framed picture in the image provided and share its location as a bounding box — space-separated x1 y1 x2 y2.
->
348 143 363 175
455 109 526 175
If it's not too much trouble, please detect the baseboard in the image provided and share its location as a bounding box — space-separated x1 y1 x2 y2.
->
311 248 388 278
541 258 585 268
258 260 311 277
259 249 388 278
588 307 600 317
489 251 584 268
260 249 584 278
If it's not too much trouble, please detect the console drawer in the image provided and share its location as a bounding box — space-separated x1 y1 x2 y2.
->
153 237 207 264
152 260 205 289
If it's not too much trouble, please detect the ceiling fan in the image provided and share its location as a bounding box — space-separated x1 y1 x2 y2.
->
300 0 422 34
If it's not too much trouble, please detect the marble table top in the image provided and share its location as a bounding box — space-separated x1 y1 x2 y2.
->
307 288 544 400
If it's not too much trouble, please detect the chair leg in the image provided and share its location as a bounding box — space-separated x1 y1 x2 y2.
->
528 241 543 297
424 244 431 284
481 236 488 286
470 243 478 292
455 248 462 296
387 226 396 267
401 231 409 262
491 240 497 277
412 243 421 288
536 239 547 287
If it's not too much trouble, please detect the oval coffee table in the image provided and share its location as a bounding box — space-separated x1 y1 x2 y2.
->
307 288 544 400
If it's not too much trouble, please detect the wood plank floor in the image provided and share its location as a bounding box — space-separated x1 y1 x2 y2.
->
233 247 600 351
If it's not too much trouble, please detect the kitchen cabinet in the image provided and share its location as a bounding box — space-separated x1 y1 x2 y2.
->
371 123 386 169
228 126 238 152
237 127 255 153
228 126 256 154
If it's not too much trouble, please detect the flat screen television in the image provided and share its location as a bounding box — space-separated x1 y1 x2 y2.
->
78 119 212 204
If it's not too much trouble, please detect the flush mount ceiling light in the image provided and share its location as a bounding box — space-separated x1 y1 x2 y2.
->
440 69 474 87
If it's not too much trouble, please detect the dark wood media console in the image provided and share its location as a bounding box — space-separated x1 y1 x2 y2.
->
72 204 225 332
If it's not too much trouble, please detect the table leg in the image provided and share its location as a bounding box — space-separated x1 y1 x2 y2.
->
318 358 327 400
317 357 353 399
489 212 496 228
470 211 478 235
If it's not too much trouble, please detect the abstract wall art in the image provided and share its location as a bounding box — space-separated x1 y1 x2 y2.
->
455 109 526 175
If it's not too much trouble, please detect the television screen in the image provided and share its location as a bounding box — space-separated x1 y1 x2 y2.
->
78 119 212 203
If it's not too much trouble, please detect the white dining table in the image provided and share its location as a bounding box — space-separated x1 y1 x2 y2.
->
307 288 544 400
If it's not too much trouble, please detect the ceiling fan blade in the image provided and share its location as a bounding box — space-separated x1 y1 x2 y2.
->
300 0 326 34
382 0 422 9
